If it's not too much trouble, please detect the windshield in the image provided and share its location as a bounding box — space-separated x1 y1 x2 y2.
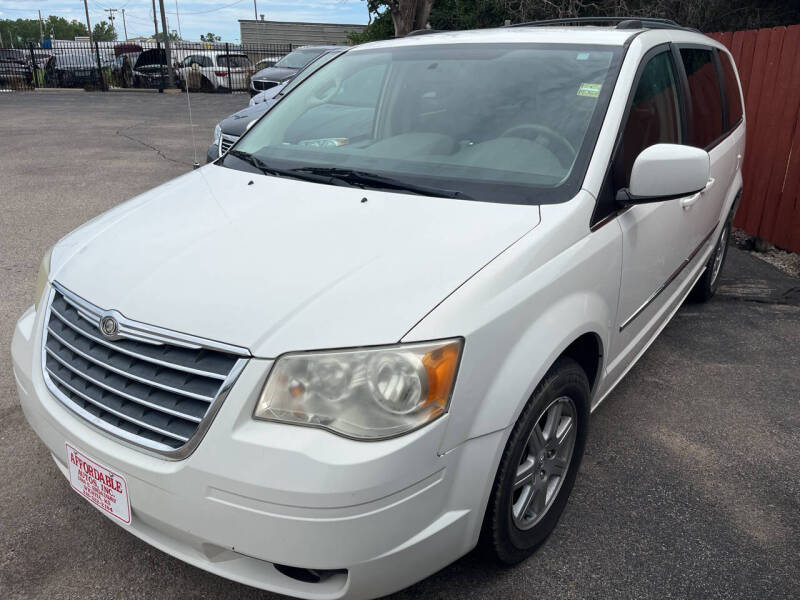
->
230 43 622 204
217 54 250 69
274 48 326 70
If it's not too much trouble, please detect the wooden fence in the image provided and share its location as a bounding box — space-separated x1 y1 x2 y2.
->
708 25 800 253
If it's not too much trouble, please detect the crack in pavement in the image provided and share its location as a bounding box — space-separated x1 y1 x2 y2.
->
115 120 189 167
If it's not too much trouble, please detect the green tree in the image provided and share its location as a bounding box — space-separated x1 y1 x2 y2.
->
92 20 117 41
348 10 393 44
200 32 221 42
1 16 88 45
361 1 435 38
154 30 181 42
355 0 800 37
45 16 89 40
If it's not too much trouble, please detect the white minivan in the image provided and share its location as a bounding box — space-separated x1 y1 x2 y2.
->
13 18 744 600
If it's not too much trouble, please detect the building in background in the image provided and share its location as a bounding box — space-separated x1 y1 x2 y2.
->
239 19 365 46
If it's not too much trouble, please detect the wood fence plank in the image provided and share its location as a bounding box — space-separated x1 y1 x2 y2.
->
759 26 800 242
738 28 780 229
771 110 800 250
736 30 758 100
730 30 746 65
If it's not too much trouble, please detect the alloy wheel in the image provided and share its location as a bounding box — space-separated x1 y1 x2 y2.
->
511 396 577 530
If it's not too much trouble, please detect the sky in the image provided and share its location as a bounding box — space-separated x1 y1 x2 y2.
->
0 0 369 42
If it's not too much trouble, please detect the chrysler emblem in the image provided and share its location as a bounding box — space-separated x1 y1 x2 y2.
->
100 315 119 339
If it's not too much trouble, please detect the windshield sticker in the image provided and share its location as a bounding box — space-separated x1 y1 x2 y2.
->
576 53 591 60
577 83 602 98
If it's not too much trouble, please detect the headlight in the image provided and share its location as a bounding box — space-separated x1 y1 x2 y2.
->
34 246 53 311
255 339 462 440
213 122 222 145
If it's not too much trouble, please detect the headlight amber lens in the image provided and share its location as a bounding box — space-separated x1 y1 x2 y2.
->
254 339 463 440
34 246 53 311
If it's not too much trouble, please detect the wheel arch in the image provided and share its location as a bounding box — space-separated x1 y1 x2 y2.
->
560 331 603 398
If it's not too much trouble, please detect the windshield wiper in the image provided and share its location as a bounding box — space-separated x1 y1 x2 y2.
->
291 167 473 200
226 150 329 184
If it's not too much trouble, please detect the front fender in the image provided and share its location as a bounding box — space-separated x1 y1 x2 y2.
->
404 192 623 454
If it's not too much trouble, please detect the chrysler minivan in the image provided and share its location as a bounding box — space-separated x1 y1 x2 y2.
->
13 18 744 600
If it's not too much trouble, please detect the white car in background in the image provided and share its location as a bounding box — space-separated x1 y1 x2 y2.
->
14 17 744 600
177 51 253 92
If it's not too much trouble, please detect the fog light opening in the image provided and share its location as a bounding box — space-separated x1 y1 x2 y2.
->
274 563 346 584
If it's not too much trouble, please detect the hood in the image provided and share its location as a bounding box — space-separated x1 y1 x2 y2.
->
134 49 165 70
220 102 270 137
252 66 297 83
51 166 540 357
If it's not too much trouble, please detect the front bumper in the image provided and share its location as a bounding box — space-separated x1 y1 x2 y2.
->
12 301 498 599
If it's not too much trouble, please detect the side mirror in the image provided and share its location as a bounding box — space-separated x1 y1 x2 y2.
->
617 143 710 204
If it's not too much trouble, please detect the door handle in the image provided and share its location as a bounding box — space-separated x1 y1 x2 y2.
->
681 192 700 210
682 178 715 210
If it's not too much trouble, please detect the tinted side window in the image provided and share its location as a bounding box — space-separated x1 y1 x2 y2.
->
719 52 743 128
613 51 682 189
680 48 724 148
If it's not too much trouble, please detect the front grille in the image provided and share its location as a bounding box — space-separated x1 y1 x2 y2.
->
42 284 247 457
219 134 238 156
252 79 278 91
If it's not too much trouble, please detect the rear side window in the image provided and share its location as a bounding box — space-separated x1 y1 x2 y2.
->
719 52 743 127
680 48 724 148
613 50 682 189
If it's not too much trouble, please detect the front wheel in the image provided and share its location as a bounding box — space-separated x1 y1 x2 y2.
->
480 356 589 564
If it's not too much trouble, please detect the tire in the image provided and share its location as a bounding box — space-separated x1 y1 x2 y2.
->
689 212 733 303
200 77 214 93
480 356 590 564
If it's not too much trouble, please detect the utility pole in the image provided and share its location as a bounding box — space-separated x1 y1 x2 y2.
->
253 0 258 20
104 8 118 38
38 10 44 43
157 0 175 88
151 0 160 41
121 9 128 41
174 0 182 39
83 0 94 43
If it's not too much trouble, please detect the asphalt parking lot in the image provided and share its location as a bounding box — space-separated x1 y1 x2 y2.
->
1 91 799 600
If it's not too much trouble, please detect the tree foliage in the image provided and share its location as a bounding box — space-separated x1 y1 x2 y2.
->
154 30 182 42
355 0 800 42
200 32 222 42
0 16 89 45
92 21 117 42
362 0 436 37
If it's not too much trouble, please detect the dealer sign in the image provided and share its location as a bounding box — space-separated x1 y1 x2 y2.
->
66 444 131 524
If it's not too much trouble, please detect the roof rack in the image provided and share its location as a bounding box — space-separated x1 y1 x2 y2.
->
405 29 445 37
509 16 693 31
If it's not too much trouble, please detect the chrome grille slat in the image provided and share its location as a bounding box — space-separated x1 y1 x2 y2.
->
49 305 228 380
47 369 190 442
219 134 237 156
52 290 240 369
42 284 248 457
46 326 216 403
44 346 203 424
